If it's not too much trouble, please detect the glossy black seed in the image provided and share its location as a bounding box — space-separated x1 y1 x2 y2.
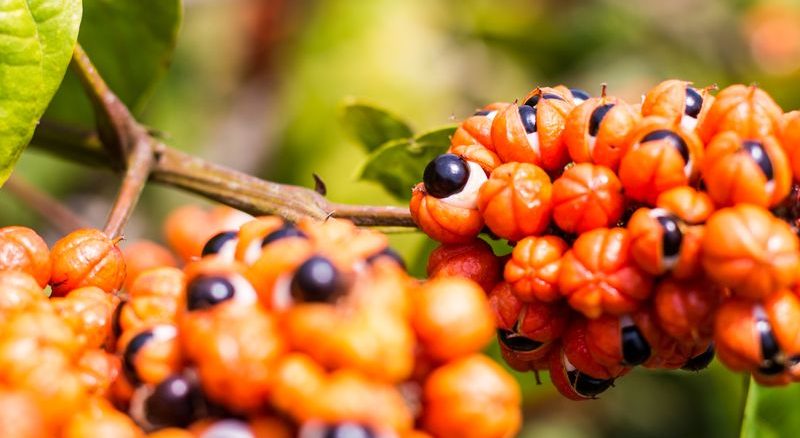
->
366 247 405 269
656 214 683 258
111 300 125 339
422 154 470 199
518 105 537 134
473 110 491 116
262 225 307 246
186 276 235 311
684 87 703 118
123 330 154 385
497 329 543 352
759 319 781 362
758 360 785 376
682 343 715 371
291 256 343 303
145 374 202 428
323 423 377 438
589 104 615 137
201 231 238 257
742 140 775 182
568 370 614 397
523 93 565 107
570 88 591 102
641 129 690 163
621 325 651 365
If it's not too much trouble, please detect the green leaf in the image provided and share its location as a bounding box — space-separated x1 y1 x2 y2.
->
358 131 450 200
414 124 457 148
0 0 82 186
740 376 800 438
44 0 182 124
340 100 414 152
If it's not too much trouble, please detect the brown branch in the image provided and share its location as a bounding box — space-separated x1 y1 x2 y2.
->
40 45 415 230
4 175 91 234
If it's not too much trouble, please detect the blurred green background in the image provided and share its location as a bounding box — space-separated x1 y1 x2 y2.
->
6 0 800 436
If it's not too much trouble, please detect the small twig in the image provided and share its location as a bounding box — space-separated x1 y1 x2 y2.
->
4 174 91 234
103 136 155 239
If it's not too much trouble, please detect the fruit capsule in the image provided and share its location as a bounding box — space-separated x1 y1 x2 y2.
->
492 87 574 172
49 228 126 297
653 278 723 343
489 282 569 361
52 286 118 350
548 344 618 401
715 291 800 382
122 240 178 290
0 270 46 315
702 204 799 299
561 317 629 380
641 79 715 132
190 418 293 438
478 162 553 241
116 267 185 336
702 132 791 208
76 349 121 397
564 92 641 171
413 276 495 362
779 110 800 181
62 396 144 438
272 353 413 433
627 208 703 279
558 227 653 318
698 84 783 143
451 103 508 151
410 154 487 243
584 312 655 368
0 226 51 287
0 389 50 438
234 216 285 265
422 354 521 438
550 163 624 234
655 186 715 224
618 117 704 204
163 206 251 262
427 238 501 294
503 235 567 302
118 325 182 387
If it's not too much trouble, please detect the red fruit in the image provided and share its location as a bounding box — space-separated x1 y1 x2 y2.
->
49 229 126 297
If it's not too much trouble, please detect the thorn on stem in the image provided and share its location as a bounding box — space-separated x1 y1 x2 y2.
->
313 173 327 196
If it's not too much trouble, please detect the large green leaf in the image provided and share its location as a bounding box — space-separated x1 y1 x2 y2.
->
358 125 455 200
0 0 81 186
44 0 182 124
340 100 414 152
740 377 800 438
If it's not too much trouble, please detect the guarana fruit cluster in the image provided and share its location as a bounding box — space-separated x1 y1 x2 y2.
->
0 204 521 438
413 80 800 399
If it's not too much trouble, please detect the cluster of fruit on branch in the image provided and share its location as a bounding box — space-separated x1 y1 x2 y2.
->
0 204 521 438
412 80 800 399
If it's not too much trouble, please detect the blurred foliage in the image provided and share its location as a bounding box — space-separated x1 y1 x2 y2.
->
5 0 800 436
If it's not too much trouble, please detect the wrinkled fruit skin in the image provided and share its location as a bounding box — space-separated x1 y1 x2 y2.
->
50 229 126 297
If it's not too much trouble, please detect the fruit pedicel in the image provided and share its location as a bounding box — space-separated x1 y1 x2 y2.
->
411 80 800 399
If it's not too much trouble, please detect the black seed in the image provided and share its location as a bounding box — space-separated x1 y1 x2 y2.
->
518 105 537 134
684 87 703 118
742 140 775 182
589 104 615 137
656 214 683 259
759 319 781 362
145 374 202 428
682 343 715 371
473 110 491 116
497 329 543 352
111 300 125 339
422 154 470 199
290 256 343 303
123 330 154 386
570 88 591 102
186 276 236 311
366 247 405 269
262 224 307 246
758 360 785 376
201 231 238 257
621 325 651 366
641 129 690 164
568 370 614 397
523 93 564 107
323 423 376 438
